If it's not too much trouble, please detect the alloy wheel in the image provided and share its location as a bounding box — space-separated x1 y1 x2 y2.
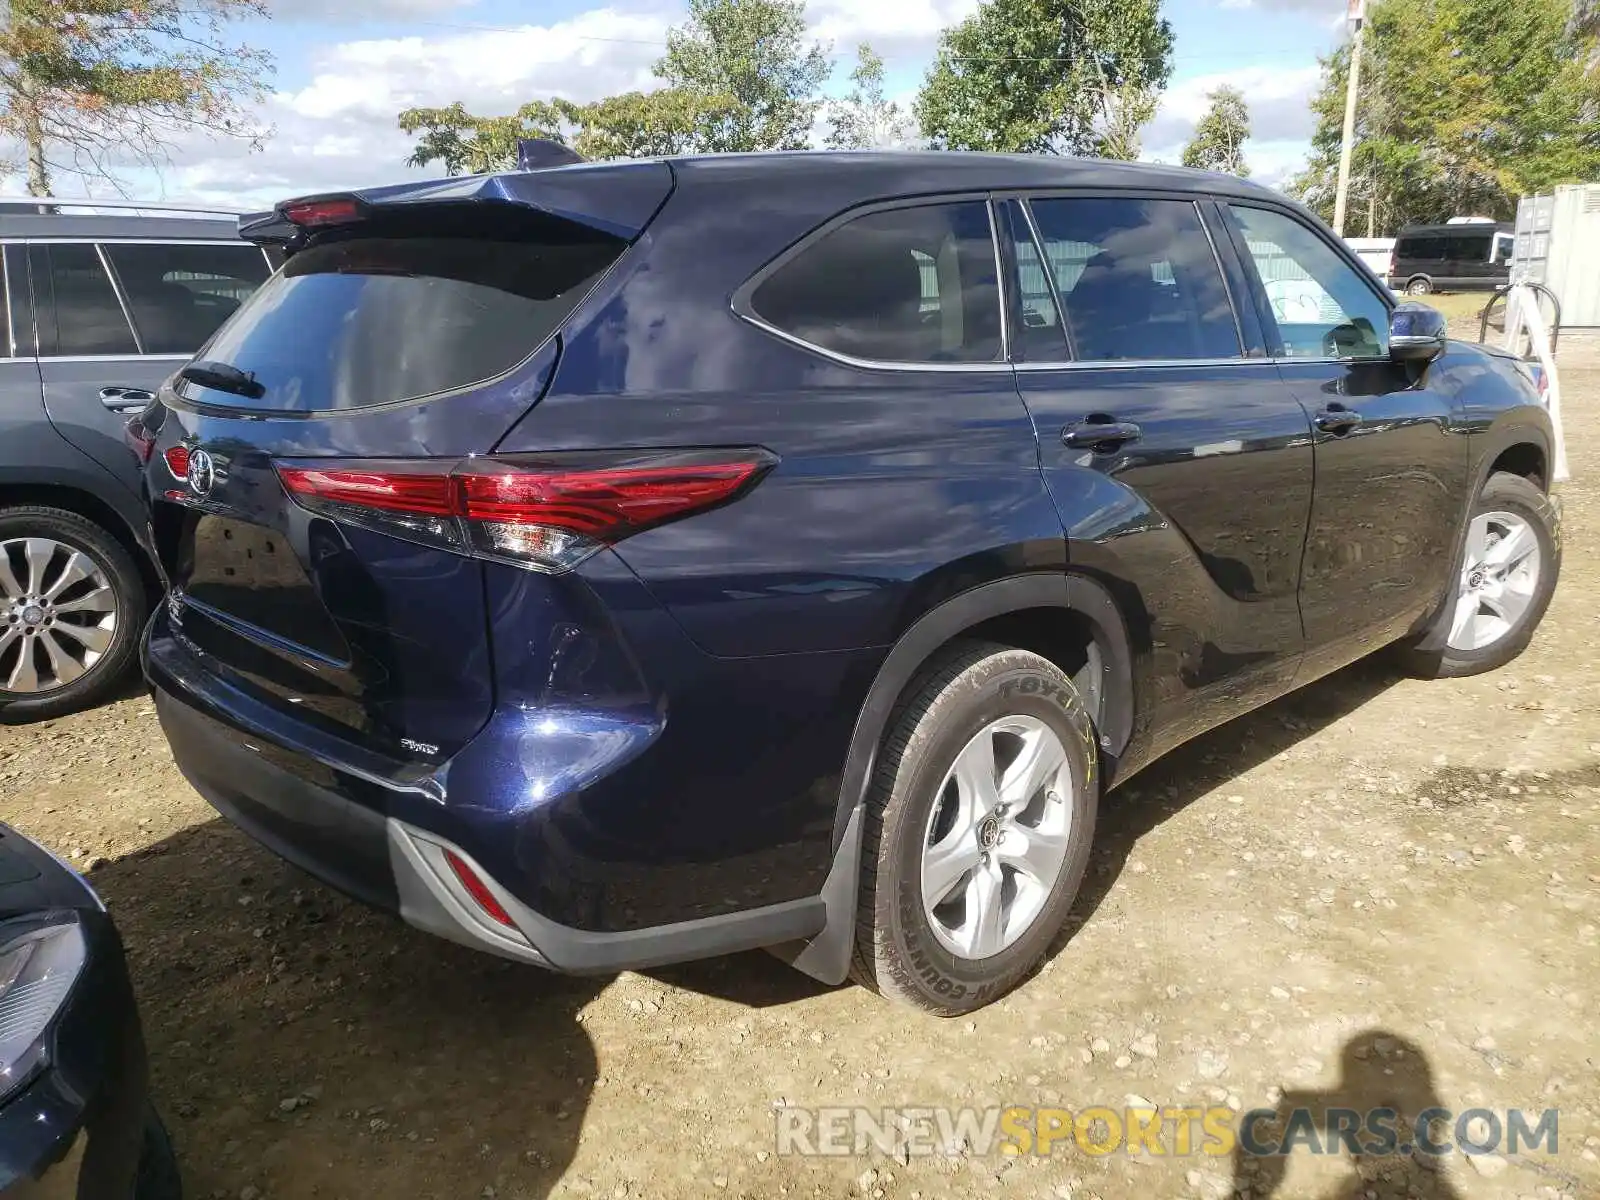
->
1446 511 1542 652
0 537 119 694
921 716 1074 960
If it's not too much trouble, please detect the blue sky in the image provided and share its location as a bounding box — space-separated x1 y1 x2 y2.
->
5 0 1351 204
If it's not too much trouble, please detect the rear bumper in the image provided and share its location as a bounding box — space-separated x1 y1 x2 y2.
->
147 627 829 974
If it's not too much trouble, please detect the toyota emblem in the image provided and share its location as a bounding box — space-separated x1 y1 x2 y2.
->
186 448 215 499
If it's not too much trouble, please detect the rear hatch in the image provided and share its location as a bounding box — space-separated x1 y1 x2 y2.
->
148 165 673 762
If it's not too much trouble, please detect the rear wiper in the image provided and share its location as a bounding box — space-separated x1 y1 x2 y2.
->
179 360 265 400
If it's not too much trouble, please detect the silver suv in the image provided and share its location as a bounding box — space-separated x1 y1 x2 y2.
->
0 200 273 721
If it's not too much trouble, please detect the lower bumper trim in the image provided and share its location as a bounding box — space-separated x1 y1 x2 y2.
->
154 679 828 977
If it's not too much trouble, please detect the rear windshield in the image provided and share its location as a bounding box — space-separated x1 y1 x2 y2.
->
182 224 623 412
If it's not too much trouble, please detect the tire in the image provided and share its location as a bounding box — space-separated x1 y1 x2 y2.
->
1395 472 1560 679
1405 276 1434 295
850 642 1099 1016
0 506 148 723
134 1106 183 1200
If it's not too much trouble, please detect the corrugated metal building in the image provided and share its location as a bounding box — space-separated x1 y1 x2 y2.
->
1513 184 1600 327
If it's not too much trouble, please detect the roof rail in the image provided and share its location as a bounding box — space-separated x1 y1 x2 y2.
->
0 197 243 217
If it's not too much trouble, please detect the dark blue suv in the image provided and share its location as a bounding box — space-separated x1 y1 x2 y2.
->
137 153 1560 1014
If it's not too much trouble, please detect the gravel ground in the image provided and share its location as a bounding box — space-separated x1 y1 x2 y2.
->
2 330 1596 1200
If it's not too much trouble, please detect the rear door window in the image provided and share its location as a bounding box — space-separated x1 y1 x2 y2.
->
1025 197 1241 361
32 243 138 357
182 223 624 412
746 201 1002 364
103 243 271 354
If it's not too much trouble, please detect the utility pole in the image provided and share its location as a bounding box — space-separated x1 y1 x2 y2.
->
1332 0 1366 238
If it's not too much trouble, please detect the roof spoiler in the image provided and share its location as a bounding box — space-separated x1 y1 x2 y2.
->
237 157 669 258
238 208 293 248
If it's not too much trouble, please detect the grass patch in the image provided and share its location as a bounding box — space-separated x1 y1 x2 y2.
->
1415 291 1494 322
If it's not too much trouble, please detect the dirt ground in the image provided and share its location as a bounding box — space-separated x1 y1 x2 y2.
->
2 329 1597 1200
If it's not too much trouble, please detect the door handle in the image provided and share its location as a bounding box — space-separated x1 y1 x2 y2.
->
99 386 156 413
1062 419 1142 450
1314 406 1361 435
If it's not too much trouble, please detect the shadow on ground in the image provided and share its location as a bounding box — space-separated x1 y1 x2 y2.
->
1232 1028 1466 1200
88 655 1406 1197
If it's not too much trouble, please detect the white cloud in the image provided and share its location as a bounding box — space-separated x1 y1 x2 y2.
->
65 8 675 206
808 0 978 54
54 0 976 206
265 0 474 19
1140 64 1322 184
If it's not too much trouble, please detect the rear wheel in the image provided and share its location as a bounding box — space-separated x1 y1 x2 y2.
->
850 642 1098 1015
0 507 146 723
1396 472 1560 678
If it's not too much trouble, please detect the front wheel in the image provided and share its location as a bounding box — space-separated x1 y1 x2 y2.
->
1396 471 1560 678
1405 276 1434 295
850 643 1098 1015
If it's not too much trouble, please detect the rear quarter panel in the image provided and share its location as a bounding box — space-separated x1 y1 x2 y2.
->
497 187 1066 659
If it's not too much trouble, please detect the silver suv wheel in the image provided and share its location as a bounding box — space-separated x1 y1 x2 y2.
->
1446 510 1542 652
921 715 1074 959
0 537 119 694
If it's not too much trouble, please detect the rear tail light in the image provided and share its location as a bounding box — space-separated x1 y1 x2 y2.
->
163 445 190 479
276 448 777 573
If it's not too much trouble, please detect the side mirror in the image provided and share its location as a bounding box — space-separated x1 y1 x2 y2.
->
1390 302 1447 363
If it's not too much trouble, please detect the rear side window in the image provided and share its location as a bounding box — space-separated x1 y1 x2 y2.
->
103 243 271 355
1446 232 1491 261
1026 198 1241 362
184 225 623 412
1400 234 1444 261
748 201 1002 364
33 244 138 357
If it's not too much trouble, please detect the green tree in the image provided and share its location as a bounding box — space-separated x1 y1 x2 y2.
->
568 88 742 159
1181 85 1250 175
1293 0 1600 230
655 0 831 152
400 90 746 173
1093 78 1159 160
398 100 569 175
915 0 1174 155
0 0 273 196
826 43 913 149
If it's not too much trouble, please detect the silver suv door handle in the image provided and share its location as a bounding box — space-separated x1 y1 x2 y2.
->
99 386 156 412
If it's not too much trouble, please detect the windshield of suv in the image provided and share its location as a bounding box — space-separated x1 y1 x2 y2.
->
183 226 623 412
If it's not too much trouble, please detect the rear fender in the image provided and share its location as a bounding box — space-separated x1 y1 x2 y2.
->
782 573 1133 986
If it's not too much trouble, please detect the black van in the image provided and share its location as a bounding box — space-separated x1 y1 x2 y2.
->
1388 221 1514 294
